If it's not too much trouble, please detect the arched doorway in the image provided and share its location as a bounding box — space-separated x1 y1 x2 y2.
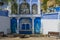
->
10 17 17 34
34 17 41 34
19 17 32 34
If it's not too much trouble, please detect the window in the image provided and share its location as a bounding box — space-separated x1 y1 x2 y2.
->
26 24 30 30
21 24 30 30
32 4 38 14
19 0 30 14
0 0 4 9
0 2 4 6
22 24 25 30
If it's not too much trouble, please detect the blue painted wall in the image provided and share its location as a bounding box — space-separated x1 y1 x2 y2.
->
0 10 8 16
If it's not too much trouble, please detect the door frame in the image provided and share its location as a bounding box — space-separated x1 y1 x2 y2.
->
34 17 41 34
10 17 17 34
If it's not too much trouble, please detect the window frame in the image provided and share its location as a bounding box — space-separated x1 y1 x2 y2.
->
32 4 38 14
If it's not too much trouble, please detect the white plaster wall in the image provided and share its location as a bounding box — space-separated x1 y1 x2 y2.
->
0 16 10 34
41 19 59 34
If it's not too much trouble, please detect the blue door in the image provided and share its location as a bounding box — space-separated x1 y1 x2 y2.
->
10 18 17 34
19 18 32 34
26 24 30 30
21 24 25 30
34 17 41 34
21 24 30 30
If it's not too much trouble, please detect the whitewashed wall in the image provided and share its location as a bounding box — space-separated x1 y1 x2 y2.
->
0 16 10 34
41 19 59 34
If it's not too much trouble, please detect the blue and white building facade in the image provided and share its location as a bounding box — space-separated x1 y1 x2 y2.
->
0 0 60 35
10 0 41 34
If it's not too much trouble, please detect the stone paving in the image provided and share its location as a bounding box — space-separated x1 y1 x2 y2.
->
0 37 59 40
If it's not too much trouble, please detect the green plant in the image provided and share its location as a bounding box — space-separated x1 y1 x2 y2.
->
1 0 11 3
11 1 18 14
55 0 60 6
42 0 48 12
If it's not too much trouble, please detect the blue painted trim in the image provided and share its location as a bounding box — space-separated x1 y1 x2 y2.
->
42 13 58 15
19 31 32 34
19 17 32 34
42 13 58 19
19 17 32 23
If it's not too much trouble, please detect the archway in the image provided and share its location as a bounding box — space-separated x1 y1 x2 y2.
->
10 17 17 34
34 17 41 34
32 4 38 14
19 17 32 34
19 0 30 14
